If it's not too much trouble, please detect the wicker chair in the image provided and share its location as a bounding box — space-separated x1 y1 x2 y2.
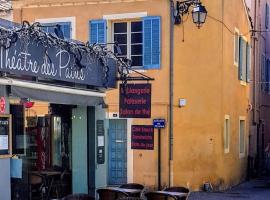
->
97 188 128 200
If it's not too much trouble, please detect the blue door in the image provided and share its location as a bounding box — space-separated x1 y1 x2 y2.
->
108 119 127 185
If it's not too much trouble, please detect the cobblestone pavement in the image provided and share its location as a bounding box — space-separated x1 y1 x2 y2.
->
189 177 270 200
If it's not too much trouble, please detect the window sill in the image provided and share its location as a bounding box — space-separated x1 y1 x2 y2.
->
239 153 246 159
224 149 230 154
240 81 247 86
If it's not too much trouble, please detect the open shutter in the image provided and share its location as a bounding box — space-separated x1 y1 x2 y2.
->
89 20 106 44
246 44 251 83
143 16 161 69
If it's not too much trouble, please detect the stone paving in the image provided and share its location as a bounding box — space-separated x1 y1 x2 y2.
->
189 177 270 200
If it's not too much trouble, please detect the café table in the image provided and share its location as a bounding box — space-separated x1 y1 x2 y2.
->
101 187 142 197
31 170 62 200
145 190 188 200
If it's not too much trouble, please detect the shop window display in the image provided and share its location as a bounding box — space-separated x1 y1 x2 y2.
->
11 100 72 200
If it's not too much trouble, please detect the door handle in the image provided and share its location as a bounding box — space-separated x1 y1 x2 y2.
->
115 140 124 143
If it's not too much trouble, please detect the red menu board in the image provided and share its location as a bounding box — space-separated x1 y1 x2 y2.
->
131 125 154 150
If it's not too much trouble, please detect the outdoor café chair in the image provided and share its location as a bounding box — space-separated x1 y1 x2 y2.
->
97 188 128 200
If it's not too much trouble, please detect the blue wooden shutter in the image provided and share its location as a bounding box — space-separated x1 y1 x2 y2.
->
41 22 71 39
266 3 269 29
246 44 251 83
143 16 161 69
238 37 243 80
58 22 71 39
89 20 106 44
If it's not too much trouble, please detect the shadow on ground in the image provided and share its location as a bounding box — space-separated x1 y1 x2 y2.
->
189 177 270 200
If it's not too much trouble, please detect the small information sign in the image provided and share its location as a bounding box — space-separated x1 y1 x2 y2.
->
153 119 166 129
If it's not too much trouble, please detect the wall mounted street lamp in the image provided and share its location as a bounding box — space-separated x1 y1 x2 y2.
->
174 0 207 28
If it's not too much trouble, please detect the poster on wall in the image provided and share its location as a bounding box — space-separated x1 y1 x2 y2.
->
0 115 11 157
119 84 151 118
131 125 154 150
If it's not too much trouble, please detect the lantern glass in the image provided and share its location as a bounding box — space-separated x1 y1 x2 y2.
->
192 4 207 27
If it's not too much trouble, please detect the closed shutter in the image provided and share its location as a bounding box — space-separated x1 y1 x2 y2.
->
89 20 106 44
41 22 71 39
266 4 269 29
143 16 161 69
58 22 71 39
246 44 251 83
262 55 266 91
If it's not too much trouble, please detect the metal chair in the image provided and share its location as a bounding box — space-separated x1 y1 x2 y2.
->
62 193 95 200
145 192 177 200
29 173 46 200
97 188 128 200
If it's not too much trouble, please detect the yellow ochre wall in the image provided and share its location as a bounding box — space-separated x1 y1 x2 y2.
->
12 0 251 190
173 0 250 190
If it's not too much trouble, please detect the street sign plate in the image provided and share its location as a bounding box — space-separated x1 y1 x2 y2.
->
153 119 166 128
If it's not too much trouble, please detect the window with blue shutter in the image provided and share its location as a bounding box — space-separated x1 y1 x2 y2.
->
267 59 270 92
238 37 244 80
143 16 161 69
41 22 71 39
89 20 106 44
266 3 269 29
246 44 251 83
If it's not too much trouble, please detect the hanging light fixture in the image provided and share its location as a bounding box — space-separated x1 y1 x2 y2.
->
192 3 207 28
174 0 208 28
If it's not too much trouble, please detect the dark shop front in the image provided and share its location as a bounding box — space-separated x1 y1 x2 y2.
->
0 19 117 200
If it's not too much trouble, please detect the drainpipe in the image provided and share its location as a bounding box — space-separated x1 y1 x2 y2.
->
252 0 257 125
169 0 174 187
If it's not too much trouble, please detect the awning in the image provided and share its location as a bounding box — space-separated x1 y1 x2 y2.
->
0 78 105 106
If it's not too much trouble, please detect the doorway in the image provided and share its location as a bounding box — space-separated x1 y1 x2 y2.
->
108 119 127 185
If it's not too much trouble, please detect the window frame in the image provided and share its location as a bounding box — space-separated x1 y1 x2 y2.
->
112 20 143 69
35 17 75 39
239 116 246 158
224 115 230 154
234 28 240 67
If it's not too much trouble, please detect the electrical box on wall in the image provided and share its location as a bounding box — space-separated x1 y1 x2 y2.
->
179 99 187 107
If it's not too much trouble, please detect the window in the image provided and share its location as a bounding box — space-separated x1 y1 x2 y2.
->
89 16 161 70
113 21 143 68
238 36 250 83
234 29 239 66
224 115 230 154
239 118 245 157
41 22 72 39
261 55 270 92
